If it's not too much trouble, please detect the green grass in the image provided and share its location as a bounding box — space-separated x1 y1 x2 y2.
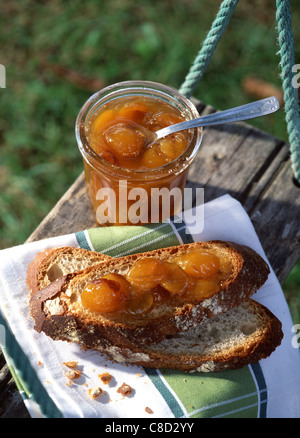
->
0 0 299 323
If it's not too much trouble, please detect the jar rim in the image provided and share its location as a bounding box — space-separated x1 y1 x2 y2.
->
75 80 202 180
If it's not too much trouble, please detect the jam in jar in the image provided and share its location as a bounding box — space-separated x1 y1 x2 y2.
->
76 81 202 225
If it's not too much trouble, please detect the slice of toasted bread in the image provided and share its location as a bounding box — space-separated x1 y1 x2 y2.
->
26 246 111 298
34 300 284 372
135 300 283 372
29 241 270 348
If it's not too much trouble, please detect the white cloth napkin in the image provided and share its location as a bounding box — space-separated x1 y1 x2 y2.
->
0 194 299 418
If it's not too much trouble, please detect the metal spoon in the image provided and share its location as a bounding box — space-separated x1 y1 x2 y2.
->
152 96 280 142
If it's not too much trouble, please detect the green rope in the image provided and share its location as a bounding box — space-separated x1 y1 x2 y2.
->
180 0 300 182
276 0 300 182
179 0 240 98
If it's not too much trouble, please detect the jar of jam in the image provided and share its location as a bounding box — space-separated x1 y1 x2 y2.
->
75 80 202 226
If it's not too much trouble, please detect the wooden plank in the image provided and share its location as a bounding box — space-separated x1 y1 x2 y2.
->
0 352 30 417
249 158 300 284
187 117 286 204
0 376 30 418
243 143 290 212
26 172 97 243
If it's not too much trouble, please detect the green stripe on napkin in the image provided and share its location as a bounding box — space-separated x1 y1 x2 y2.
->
156 367 259 418
77 222 181 256
75 221 267 418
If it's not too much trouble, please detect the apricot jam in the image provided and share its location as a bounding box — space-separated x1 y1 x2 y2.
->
126 258 167 291
87 96 189 170
80 250 232 316
75 81 202 226
177 251 220 279
81 274 129 313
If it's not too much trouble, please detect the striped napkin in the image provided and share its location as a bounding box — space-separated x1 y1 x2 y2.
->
0 194 300 418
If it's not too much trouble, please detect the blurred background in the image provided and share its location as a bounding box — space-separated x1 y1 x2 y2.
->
0 0 299 322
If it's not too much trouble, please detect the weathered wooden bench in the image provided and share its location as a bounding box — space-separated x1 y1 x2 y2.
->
1 99 299 417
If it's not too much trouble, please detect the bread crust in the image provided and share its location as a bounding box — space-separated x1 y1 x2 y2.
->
26 248 58 297
26 246 111 298
29 241 270 349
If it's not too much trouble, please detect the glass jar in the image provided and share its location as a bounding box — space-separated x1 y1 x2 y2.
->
75 80 202 226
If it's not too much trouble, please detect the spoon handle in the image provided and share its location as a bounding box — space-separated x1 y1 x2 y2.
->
155 96 280 140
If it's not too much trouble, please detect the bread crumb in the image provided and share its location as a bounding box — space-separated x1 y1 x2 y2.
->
98 372 112 385
88 386 104 399
65 369 82 380
63 361 78 369
117 382 132 396
145 406 153 414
